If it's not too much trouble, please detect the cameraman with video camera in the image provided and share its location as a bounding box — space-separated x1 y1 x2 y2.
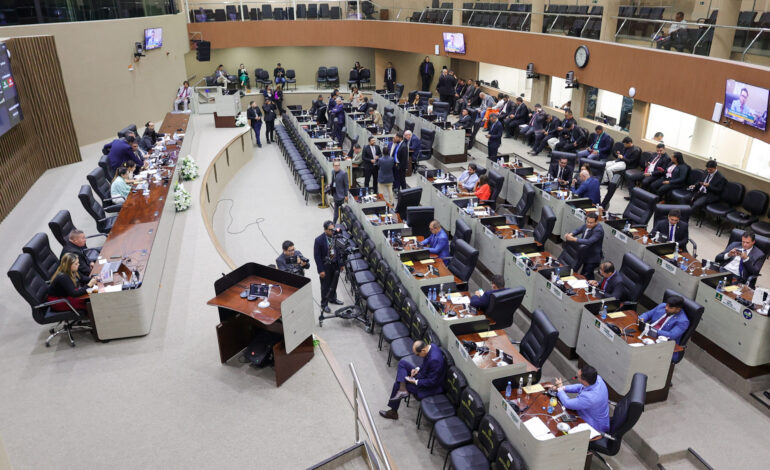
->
314 221 344 313
276 240 309 277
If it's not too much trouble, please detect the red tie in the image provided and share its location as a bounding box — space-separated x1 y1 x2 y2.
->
601 276 608 290
652 314 668 330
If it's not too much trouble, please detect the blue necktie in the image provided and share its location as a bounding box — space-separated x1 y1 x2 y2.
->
739 257 744 277
669 224 675 241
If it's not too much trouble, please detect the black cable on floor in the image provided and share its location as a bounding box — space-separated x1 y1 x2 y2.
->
212 198 280 256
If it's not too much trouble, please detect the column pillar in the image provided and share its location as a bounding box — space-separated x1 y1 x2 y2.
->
709 0 741 59
628 99 650 145
570 86 586 119
529 0 545 33
529 76 549 107
452 0 462 26
600 0 622 42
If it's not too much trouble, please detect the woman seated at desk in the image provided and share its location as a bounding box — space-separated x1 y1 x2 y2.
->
458 174 491 201
48 253 98 311
110 167 132 204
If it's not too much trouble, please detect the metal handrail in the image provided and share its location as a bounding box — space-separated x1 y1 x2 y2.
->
612 16 770 33
350 363 392 470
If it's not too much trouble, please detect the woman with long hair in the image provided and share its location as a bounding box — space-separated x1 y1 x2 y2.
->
48 253 97 311
111 167 131 204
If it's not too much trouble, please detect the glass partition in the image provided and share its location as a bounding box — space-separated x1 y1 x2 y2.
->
0 0 178 25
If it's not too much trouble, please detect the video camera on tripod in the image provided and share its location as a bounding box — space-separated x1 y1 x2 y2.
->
326 227 356 268
284 254 310 276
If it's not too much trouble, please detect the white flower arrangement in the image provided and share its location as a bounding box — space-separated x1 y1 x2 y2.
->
180 154 199 181
235 112 248 127
174 183 192 212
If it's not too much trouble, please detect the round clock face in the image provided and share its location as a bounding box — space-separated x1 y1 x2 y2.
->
575 46 589 68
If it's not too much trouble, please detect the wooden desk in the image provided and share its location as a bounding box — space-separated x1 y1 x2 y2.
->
489 380 593 470
360 206 404 239
643 242 722 303
534 268 607 357
399 255 457 301
206 263 314 387
418 284 488 345
448 323 536 406
576 302 676 402
88 112 189 340
476 219 535 274
694 273 770 376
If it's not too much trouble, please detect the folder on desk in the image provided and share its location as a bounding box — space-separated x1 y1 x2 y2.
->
497 225 511 230
569 422 600 439
524 417 553 440
607 312 626 319
420 259 435 264
403 261 414 267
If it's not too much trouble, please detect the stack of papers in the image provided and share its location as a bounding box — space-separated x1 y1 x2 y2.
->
524 417 554 440
568 422 600 439
568 279 589 290
450 296 471 305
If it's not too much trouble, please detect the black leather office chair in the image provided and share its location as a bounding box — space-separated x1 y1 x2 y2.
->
394 83 405 99
48 209 104 254
117 124 137 138
622 187 659 226
405 206 435 238
669 168 705 204
403 120 415 133
7 253 92 347
549 150 577 167
579 157 606 179
618 253 654 303
751 208 770 238
98 154 113 180
481 169 504 209
87 168 122 212
589 373 647 469
387 312 428 366
447 415 506 469
514 309 559 383
419 129 435 165
492 440 525 470
379 296 417 350
22 232 60 281
347 69 359 90
326 66 340 87
433 101 450 120
417 366 467 429
484 287 525 330
446 239 478 282
532 205 556 246
316 66 327 88
661 289 704 363
395 187 422 220
429 388 486 467
78 185 118 234
557 240 581 271
451 218 472 256
504 182 535 227
383 113 396 134
358 68 371 89
703 181 745 235
653 204 693 224
725 189 769 233
600 173 622 212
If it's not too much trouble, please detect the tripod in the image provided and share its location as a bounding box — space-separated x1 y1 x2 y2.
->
317 238 372 331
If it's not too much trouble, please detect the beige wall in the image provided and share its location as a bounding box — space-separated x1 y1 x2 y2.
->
373 49 451 93
0 14 188 145
184 46 375 87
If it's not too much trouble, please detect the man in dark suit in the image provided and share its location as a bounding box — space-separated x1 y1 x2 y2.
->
504 97 529 137
314 221 344 313
246 101 263 147
390 132 409 193
486 114 503 158
555 124 588 153
636 143 669 190
689 159 726 215
602 137 641 183
61 229 99 279
451 78 467 112
715 231 765 284
564 213 604 279
362 136 381 193
651 209 689 248
262 98 277 144
454 80 478 114
435 68 456 104
329 161 348 224
589 261 627 302
496 95 513 121
577 125 613 160
639 296 690 361
549 157 573 187
469 275 505 310
548 110 577 152
519 105 546 144
310 94 324 118
419 56 435 92
404 130 421 166
573 169 601 205
379 340 446 420
531 114 561 156
454 108 473 134
383 61 396 92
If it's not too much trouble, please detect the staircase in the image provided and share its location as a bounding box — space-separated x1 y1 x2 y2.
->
307 442 380 470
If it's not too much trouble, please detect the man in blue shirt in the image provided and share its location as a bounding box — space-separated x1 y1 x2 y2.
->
458 163 479 192
577 125 612 160
107 136 143 173
550 365 610 433
573 169 601 205
639 295 690 361
420 220 450 259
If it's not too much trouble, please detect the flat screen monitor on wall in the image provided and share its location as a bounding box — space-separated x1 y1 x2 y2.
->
144 28 163 50
0 42 23 139
443 33 466 54
724 79 769 131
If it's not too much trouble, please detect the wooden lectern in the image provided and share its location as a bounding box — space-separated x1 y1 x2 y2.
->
207 262 315 386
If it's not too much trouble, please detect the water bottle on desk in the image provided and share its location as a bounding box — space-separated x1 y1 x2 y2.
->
505 381 512 399
548 396 557 414
624 220 631 232
600 301 608 320
716 279 724 293
526 374 532 387
517 377 523 395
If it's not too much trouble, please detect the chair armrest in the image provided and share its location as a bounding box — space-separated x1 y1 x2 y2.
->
35 298 83 318
688 238 698 258
509 339 521 345
103 204 122 213
86 233 107 239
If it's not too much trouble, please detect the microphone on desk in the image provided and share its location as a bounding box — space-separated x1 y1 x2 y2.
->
258 284 272 309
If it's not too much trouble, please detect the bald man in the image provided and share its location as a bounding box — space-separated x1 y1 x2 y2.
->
419 220 450 259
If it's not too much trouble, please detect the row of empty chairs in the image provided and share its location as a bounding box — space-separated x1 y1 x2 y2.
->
191 3 372 22
278 109 323 203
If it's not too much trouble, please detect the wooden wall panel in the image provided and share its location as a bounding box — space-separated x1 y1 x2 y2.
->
189 20 770 144
0 36 80 223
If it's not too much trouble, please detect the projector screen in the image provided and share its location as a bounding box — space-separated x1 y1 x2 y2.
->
443 33 466 54
144 28 163 50
724 79 769 131
0 42 23 139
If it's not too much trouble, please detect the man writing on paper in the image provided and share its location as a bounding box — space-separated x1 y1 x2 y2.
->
588 261 627 302
420 220 450 260
469 275 505 310
379 340 445 420
548 365 609 433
